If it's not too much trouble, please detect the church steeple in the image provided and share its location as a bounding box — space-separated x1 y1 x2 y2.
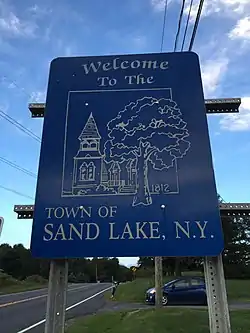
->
78 113 101 153
78 113 101 141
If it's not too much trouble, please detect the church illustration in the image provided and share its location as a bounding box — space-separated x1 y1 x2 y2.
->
71 112 178 197
72 113 138 196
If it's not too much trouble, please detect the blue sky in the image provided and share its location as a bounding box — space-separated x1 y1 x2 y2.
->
0 0 250 267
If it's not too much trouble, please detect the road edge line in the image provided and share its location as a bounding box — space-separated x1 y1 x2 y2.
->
17 286 112 333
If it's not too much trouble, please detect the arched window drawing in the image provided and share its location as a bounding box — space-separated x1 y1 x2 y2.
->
90 142 97 149
88 162 95 180
82 143 89 149
80 162 88 181
79 162 95 181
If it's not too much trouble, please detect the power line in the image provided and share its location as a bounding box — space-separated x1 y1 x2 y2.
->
0 184 34 200
181 0 194 51
188 0 205 51
1 75 40 102
174 0 186 52
2 76 31 99
160 0 169 52
0 156 37 178
0 107 41 143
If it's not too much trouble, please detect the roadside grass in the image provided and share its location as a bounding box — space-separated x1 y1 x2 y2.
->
0 282 47 294
226 280 250 301
66 308 250 333
0 272 47 294
108 278 250 303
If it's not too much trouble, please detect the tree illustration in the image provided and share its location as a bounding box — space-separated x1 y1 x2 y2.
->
104 97 190 206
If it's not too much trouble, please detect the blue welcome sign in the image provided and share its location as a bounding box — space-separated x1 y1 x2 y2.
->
31 52 224 258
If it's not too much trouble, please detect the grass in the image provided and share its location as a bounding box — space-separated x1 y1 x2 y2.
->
0 282 47 294
66 308 250 333
226 280 250 301
0 272 47 295
109 278 250 303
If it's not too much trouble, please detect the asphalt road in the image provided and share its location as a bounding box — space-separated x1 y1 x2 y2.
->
0 283 111 333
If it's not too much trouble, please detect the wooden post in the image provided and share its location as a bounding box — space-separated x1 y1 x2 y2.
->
45 259 68 333
95 263 98 283
155 256 163 308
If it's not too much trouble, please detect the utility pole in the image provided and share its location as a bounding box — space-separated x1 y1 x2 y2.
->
155 256 163 308
95 263 98 283
44 260 68 333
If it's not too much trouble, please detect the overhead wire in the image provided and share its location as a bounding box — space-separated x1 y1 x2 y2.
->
181 0 194 51
0 156 37 178
188 0 205 51
160 0 169 52
0 107 41 143
0 78 41 198
2 75 38 101
174 0 186 52
0 184 35 200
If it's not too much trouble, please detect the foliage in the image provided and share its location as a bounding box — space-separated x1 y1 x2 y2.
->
0 270 47 294
138 214 250 279
66 309 250 333
222 215 250 279
104 97 190 206
25 275 47 284
112 277 250 303
0 244 133 284
0 271 19 287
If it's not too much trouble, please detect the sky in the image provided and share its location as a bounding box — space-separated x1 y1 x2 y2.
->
0 0 250 268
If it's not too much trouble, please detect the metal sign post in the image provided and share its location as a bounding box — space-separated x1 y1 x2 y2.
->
204 255 231 333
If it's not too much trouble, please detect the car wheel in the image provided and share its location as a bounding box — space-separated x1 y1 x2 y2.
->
162 294 168 306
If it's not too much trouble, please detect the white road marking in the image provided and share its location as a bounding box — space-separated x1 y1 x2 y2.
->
0 283 78 298
0 288 48 299
17 286 112 333
0 285 89 308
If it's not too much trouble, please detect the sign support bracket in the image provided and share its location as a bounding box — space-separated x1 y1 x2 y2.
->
204 255 231 333
45 259 68 333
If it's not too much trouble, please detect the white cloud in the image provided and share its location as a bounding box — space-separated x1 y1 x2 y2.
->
184 1 218 22
220 0 250 14
0 12 36 37
201 57 229 97
183 0 250 22
219 97 250 131
229 16 250 40
150 0 169 11
28 4 52 16
30 90 46 102
0 1 37 37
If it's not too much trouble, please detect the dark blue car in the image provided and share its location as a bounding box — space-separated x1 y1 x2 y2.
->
146 276 207 306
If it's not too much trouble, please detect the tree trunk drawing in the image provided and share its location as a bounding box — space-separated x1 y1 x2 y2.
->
132 153 152 207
